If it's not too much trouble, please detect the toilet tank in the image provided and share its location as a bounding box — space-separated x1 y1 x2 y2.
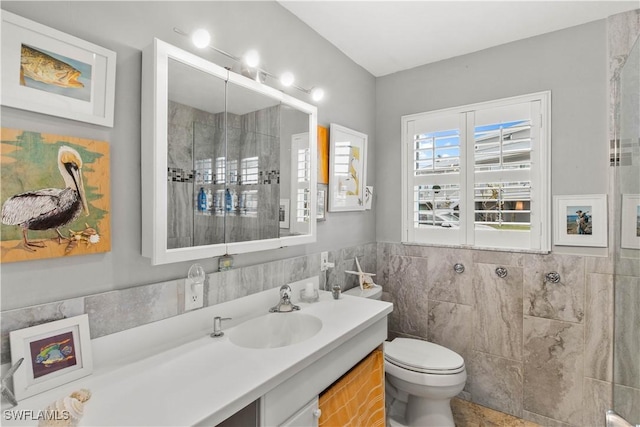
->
343 284 382 300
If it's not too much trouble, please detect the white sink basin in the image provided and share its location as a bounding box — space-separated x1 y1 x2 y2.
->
229 312 322 349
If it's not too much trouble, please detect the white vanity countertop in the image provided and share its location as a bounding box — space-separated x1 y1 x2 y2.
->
2 284 392 426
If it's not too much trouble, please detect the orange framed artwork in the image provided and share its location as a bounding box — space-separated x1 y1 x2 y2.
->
0 128 110 263
317 125 329 185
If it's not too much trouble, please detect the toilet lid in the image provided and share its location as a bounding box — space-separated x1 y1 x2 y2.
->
384 338 465 374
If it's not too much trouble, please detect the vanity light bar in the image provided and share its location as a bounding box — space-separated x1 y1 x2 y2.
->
172 27 325 101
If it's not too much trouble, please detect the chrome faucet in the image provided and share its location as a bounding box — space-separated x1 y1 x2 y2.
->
269 285 300 313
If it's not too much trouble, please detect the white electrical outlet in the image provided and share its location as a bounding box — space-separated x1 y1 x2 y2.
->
184 279 204 311
320 251 334 271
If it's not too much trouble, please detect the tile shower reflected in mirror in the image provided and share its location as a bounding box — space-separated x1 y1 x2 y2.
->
613 34 639 425
165 57 311 250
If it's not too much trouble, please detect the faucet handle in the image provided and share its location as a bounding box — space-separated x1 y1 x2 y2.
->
211 316 231 338
279 284 292 299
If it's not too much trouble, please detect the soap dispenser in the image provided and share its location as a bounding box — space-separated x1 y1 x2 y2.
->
225 188 232 212
197 187 207 212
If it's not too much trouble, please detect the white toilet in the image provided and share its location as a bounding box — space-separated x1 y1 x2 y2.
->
344 285 467 427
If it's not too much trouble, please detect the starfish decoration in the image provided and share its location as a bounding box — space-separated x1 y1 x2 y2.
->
345 257 376 290
1 358 24 407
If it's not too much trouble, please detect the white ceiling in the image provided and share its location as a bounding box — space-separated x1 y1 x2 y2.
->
279 1 639 77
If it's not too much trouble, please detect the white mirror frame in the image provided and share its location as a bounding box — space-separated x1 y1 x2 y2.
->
141 39 317 265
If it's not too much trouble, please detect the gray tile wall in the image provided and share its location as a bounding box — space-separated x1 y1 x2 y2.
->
0 243 377 366
378 242 619 427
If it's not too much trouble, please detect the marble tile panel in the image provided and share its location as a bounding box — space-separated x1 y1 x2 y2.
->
585 255 614 275
242 111 256 134
613 275 640 389
473 263 523 360
283 254 320 284
240 131 258 161
467 351 523 417
583 378 612 427
167 182 194 245
1 298 85 364
472 249 525 268
585 273 614 381
207 269 242 306
341 244 365 262
395 244 429 258
239 264 265 296
522 411 572 427
255 105 280 137
167 123 193 171
376 242 393 288
387 255 430 338
524 254 585 323
194 122 218 160
262 260 284 290
86 281 178 338
613 384 640 425
167 236 193 250
615 254 640 278
523 316 584 426
364 242 377 276
427 247 474 305
227 112 241 130
427 300 472 363
257 134 279 172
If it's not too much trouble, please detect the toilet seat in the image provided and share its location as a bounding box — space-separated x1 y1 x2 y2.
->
384 338 465 374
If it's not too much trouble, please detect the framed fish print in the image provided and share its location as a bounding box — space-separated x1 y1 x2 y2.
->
1 10 116 127
1 128 111 263
10 314 93 401
328 123 368 212
621 194 640 249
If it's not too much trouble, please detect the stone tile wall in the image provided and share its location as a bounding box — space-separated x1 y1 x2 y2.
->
377 242 616 427
0 243 377 366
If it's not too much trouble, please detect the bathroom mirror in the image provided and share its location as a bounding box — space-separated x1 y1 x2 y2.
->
142 39 317 265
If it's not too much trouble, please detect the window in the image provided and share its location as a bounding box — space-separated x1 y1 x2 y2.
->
290 133 311 234
402 92 550 252
240 157 259 185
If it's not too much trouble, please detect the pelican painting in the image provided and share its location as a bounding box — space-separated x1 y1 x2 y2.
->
2 146 89 251
1 128 110 262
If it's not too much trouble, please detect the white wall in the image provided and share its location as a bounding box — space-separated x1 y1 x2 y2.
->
375 20 609 250
0 1 377 310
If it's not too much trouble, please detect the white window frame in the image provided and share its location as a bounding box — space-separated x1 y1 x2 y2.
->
401 91 551 252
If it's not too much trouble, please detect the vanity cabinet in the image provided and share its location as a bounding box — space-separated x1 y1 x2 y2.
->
280 397 320 427
141 39 318 265
260 316 387 426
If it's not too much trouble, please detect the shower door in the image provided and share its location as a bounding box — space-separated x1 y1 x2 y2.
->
612 34 640 426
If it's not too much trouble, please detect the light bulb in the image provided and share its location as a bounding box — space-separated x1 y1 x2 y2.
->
191 29 211 49
280 71 295 87
244 50 260 68
311 87 325 102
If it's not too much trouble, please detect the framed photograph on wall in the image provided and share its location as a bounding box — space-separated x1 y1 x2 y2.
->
621 194 640 249
1 10 117 127
279 199 290 229
553 194 607 247
317 184 327 221
328 123 367 212
10 314 93 401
